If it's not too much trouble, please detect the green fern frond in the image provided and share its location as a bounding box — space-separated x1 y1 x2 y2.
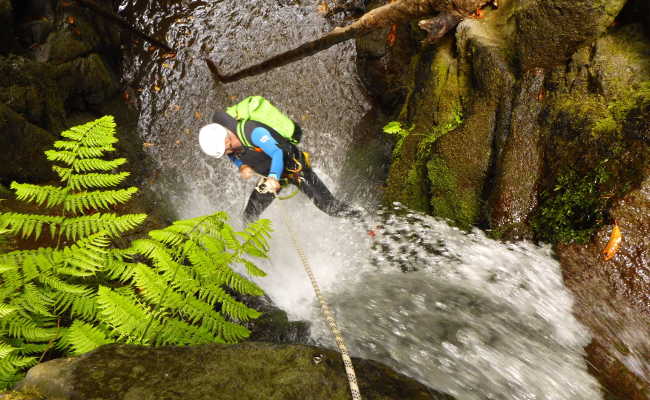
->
154 319 222 346
0 305 18 319
66 172 130 191
38 273 93 296
0 353 37 389
63 187 138 214
10 183 69 208
0 343 17 359
52 291 98 320
59 233 110 273
148 230 186 248
197 284 261 321
71 158 127 173
60 116 118 147
51 143 115 157
59 320 111 355
131 240 198 294
1 313 58 342
52 166 129 191
132 264 185 309
19 284 54 318
239 259 267 277
219 225 240 250
0 213 63 240
96 286 159 341
60 213 146 240
102 258 138 282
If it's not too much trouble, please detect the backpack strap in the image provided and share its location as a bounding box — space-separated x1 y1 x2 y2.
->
235 119 252 147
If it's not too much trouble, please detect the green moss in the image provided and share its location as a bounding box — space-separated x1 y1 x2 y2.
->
426 156 477 230
533 163 610 244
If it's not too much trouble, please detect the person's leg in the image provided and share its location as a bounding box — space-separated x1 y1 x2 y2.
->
297 167 358 218
243 189 276 223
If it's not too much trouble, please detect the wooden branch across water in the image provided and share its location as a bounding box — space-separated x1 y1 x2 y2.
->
73 0 175 52
204 0 493 83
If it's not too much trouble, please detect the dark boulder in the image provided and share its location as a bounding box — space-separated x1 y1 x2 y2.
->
14 343 453 400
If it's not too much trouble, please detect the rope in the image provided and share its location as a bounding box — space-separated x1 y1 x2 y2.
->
250 171 362 399
276 203 362 400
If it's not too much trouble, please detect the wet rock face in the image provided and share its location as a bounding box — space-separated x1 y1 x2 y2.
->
0 0 136 186
512 0 627 69
15 343 451 400
557 172 650 400
487 68 545 239
357 0 649 397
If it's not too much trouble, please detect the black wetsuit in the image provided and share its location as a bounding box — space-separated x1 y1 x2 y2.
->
212 111 354 222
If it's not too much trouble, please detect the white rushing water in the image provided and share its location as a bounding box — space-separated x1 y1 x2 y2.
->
120 0 603 398
256 202 601 399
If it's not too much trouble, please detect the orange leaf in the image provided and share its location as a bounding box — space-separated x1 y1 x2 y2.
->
602 223 622 261
161 53 177 59
143 142 155 148
194 111 202 119
386 24 398 47
66 16 76 25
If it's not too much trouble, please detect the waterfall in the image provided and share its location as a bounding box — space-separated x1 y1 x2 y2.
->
120 0 603 398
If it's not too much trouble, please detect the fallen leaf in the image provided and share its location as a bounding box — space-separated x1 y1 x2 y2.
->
73 28 81 36
317 1 329 15
170 104 181 112
153 85 161 92
194 111 202 119
386 24 398 47
175 140 181 145
66 16 76 25
602 223 622 261
122 91 130 101
62 1 74 7
229 96 237 101
143 142 155 148
162 63 171 68
184 129 191 135
161 53 177 59
147 45 157 52
537 88 546 101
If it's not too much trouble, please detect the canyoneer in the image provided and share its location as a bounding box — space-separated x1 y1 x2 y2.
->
198 96 360 222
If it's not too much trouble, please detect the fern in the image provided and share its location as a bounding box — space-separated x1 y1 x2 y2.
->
0 116 271 387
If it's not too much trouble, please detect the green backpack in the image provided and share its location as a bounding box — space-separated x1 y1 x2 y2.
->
226 96 300 145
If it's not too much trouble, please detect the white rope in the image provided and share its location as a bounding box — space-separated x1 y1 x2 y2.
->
275 200 362 400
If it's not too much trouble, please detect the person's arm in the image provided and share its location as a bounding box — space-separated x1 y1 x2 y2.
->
227 154 243 168
250 127 284 180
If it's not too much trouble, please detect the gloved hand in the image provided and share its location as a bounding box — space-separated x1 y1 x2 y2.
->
265 176 281 193
239 165 254 180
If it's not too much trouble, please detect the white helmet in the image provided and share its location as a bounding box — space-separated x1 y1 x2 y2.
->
198 123 228 158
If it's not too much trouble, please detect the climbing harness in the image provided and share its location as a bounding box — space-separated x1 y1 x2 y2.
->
250 170 362 399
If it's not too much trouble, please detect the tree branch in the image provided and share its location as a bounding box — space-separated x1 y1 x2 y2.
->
73 0 175 52
206 0 489 83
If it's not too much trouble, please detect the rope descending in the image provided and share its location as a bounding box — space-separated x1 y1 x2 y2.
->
276 202 362 400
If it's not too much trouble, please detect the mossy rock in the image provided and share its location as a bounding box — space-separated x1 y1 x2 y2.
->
44 13 101 65
15 343 452 400
430 101 496 230
0 55 67 133
590 24 650 100
0 102 56 185
511 0 627 69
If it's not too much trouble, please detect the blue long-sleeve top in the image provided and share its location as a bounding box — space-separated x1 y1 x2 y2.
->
227 126 284 180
